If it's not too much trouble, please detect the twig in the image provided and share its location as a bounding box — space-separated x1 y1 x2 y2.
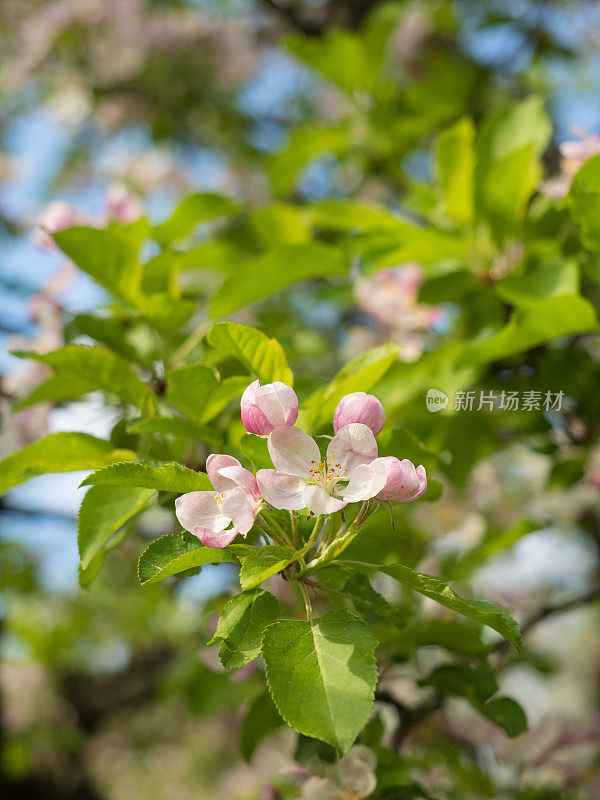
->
375 689 444 751
494 585 600 654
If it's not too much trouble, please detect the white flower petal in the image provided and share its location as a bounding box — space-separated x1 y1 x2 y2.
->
341 458 388 502
328 422 378 473
336 745 377 797
175 491 229 533
221 486 256 535
268 426 321 478
217 465 259 501
300 776 340 800
257 469 306 510
303 484 346 515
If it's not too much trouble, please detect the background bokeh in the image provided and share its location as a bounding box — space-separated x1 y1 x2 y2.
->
1 2 600 799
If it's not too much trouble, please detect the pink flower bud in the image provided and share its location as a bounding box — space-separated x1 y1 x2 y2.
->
241 379 298 435
375 456 427 502
333 392 385 435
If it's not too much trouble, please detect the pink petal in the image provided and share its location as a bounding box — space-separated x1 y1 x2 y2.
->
221 486 256 536
255 381 299 426
328 423 377 473
217 465 259 502
175 491 229 533
195 526 239 548
333 392 385 435
241 379 260 406
257 469 306 510
241 403 273 434
341 459 388 502
268 426 321 479
375 457 427 502
303 484 346 515
206 454 243 492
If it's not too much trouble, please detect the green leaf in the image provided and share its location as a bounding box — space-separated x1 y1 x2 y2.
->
420 663 498 703
78 485 155 572
80 460 212 492
210 243 349 318
240 434 272 471
339 573 410 628
79 520 134 589
166 364 219 424
249 203 312 247
14 345 156 412
436 117 475 224
376 564 521 651
239 545 305 591
475 96 551 234
568 153 600 251
141 294 197 334
53 225 144 305
269 123 349 195
393 620 490 657
126 416 205 439
456 295 599 367
287 30 371 94
210 589 280 669
262 609 378 754
379 428 441 472
137 532 249 585
240 691 283 762
64 313 152 368
481 697 528 737
0 434 133 495
303 344 398 430
208 322 293 384
419 664 527 737
310 201 407 233
200 376 248 423
153 193 238 246
494 260 579 306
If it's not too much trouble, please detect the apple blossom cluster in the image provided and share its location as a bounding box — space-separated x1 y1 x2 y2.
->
175 381 427 549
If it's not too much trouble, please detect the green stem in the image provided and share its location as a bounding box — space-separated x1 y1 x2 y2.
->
306 515 324 550
259 512 292 546
290 511 299 547
256 515 287 546
299 582 313 623
318 513 339 553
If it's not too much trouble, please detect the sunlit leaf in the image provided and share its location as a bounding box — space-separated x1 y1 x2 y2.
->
0 434 133 495
262 609 377 754
303 344 398 430
138 532 249 585
208 322 293 384
153 193 238 246
78 485 155 578
80 460 212 492
14 345 156 412
209 588 280 669
210 243 348 318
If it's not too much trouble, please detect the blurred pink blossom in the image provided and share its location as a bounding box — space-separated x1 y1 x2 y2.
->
105 183 143 224
355 264 444 361
32 201 91 251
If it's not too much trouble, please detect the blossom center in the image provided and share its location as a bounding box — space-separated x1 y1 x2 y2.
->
308 454 348 495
